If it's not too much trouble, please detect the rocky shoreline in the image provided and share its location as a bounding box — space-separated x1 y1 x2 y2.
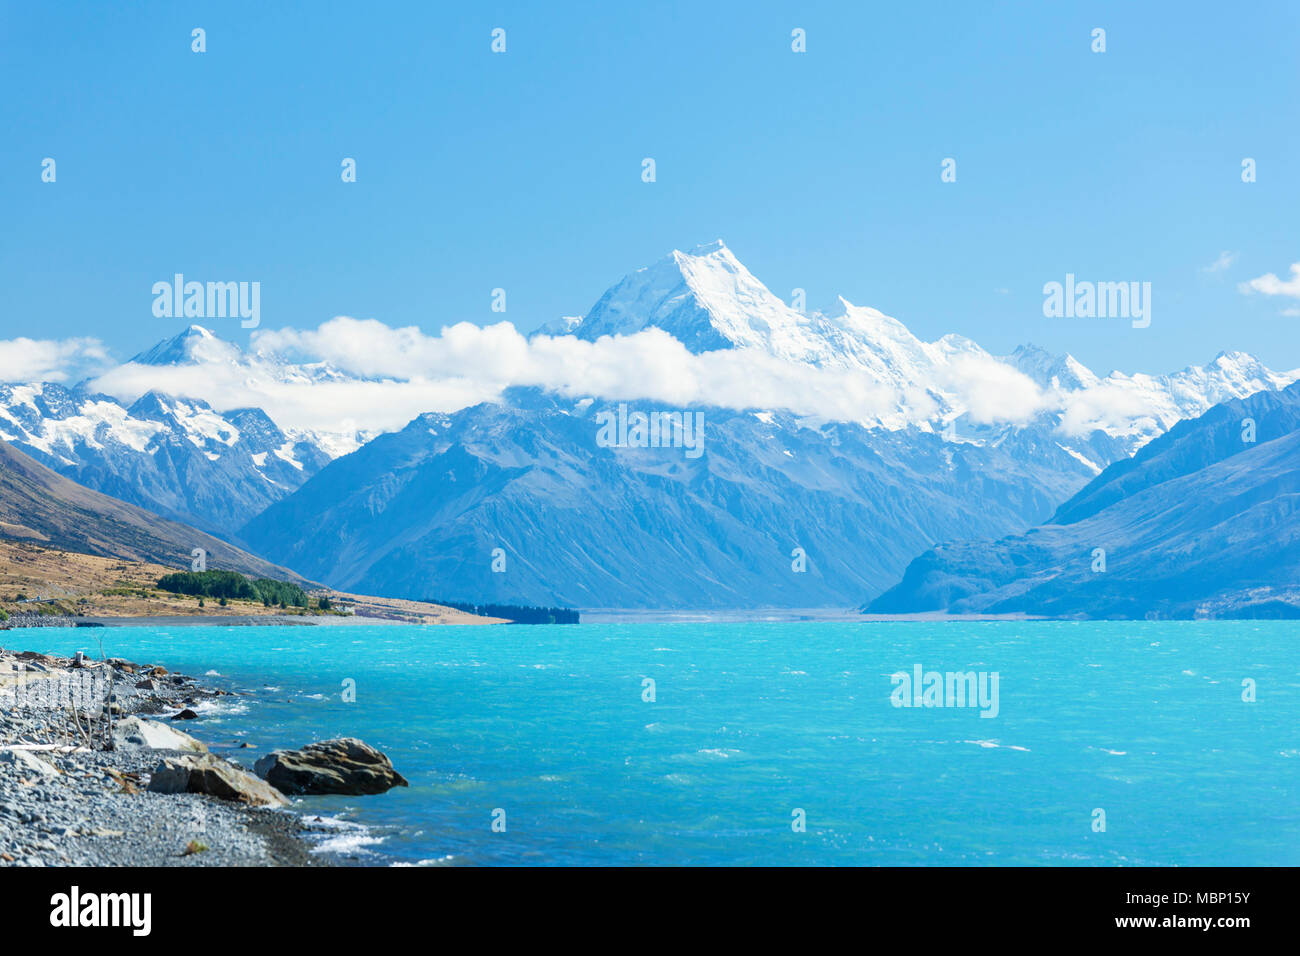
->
0 646 342 867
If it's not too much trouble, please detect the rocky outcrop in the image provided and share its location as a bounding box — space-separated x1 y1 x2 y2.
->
148 754 287 807
254 738 408 795
112 715 208 753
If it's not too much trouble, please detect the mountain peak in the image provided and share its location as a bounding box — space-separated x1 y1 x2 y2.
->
1211 349 1258 367
681 238 729 257
131 325 242 367
1007 343 1099 391
567 240 812 355
817 295 854 319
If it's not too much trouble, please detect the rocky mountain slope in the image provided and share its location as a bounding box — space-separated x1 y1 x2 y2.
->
0 440 305 582
867 383 1300 618
240 389 1107 608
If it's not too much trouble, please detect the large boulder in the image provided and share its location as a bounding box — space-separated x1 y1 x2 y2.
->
254 738 408 795
148 754 287 807
0 748 58 778
112 715 208 753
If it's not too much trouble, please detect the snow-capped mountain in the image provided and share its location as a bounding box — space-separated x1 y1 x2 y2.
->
563 241 983 421
0 376 330 536
122 324 375 456
1005 344 1101 392
129 323 245 367
554 240 1297 467
131 323 354 383
0 324 386 540
3 241 1296 607
230 237 1299 609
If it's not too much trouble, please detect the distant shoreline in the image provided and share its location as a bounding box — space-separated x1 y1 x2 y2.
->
64 614 320 628
2 612 502 629
578 608 1047 624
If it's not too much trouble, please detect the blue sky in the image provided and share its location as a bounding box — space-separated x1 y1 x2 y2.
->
2 0 1298 376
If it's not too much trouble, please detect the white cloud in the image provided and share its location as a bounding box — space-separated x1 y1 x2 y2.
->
1055 382 1159 437
90 359 498 435
937 355 1052 424
78 317 1065 435
16 317 1231 448
1239 262 1300 298
1202 250 1237 274
0 336 110 383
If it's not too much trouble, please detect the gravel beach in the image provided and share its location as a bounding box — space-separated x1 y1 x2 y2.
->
0 645 330 867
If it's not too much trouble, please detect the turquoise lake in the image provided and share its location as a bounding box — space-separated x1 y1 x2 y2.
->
18 620 1299 866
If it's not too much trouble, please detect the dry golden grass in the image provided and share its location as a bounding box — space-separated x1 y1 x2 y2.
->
0 539 499 624
0 539 291 618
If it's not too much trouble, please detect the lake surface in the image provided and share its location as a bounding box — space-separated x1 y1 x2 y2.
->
21 620 1299 866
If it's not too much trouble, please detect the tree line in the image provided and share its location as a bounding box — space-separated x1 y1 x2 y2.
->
157 570 309 608
430 599 580 625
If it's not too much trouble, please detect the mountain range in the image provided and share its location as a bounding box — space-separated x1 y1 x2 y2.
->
868 382 1300 618
0 440 304 581
0 327 338 535
2 240 1296 610
237 388 1093 608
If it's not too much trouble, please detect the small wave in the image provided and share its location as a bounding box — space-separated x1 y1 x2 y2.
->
392 856 456 867
963 739 1030 752
313 832 385 855
189 697 249 717
301 814 385 857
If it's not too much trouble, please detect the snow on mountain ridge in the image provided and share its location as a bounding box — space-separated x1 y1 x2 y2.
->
0 379 333 533
18 243 1298 481
559 241 1296 449
571 240 822 357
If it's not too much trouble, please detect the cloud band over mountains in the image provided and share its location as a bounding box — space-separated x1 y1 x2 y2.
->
69 316 1062 436
2 312 1281 446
